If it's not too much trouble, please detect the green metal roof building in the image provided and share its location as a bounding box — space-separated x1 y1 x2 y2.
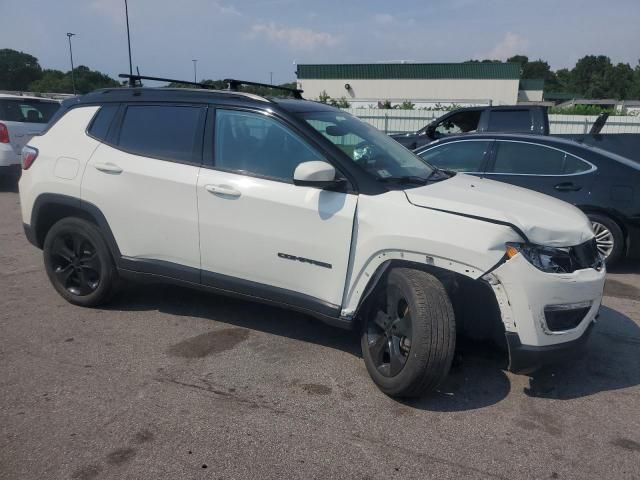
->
296 62 525 107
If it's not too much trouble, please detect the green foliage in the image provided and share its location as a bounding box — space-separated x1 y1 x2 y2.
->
0 49 43 90
29 66 119 94
315 90 350 107
548 105 626 116
398 100 415 110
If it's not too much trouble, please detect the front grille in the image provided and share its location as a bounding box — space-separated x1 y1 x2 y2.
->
544 305 591 332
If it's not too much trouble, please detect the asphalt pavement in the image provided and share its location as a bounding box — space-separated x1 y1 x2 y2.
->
1 177 639 479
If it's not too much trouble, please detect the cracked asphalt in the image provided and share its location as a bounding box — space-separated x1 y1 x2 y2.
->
1 177 639 479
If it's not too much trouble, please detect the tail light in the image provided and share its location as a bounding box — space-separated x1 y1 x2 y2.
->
22 146 39 170
0 123 9 143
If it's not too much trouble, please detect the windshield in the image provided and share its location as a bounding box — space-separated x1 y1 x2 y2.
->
301 111 434 180
0 99 60 124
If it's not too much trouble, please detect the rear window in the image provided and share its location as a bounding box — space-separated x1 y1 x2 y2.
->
487 110 531 132
0 99 60 124
116 105 204 163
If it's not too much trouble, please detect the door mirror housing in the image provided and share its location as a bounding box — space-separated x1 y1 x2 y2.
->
293 161 344 189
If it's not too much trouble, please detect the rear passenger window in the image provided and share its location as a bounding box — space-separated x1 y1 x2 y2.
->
488 110 531 132
493 141 567 175
88 105 118 141
117 105 203 163
214 109 323 181
418 140 491 172
563 154 592 174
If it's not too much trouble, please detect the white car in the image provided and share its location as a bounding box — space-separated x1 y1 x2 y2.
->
18 83 605 397
0 94 60 177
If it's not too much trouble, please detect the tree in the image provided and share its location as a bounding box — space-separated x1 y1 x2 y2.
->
29 66 119 94
571 55 615 98
629 61 640 99
0 49 43 90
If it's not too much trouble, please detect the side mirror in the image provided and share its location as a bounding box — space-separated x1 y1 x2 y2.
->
293 161 344 189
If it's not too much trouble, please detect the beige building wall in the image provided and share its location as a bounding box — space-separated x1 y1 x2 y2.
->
298 78 519 105
518 89 544 102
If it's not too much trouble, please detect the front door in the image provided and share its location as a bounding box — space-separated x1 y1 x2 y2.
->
197 108 357 314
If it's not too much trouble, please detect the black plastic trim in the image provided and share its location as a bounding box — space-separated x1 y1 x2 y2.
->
505 320 595 374
22 223 38 248
201 270 342 320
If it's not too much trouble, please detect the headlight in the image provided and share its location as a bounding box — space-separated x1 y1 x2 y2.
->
505 242 573 273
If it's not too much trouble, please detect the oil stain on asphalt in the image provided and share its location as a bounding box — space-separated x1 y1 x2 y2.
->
167 327 250 358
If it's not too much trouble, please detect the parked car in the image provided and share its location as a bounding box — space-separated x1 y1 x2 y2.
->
19 81 604 397
0 94 60 177
391 105 549 149
415 133 640 266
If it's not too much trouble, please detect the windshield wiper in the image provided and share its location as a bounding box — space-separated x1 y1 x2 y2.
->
377 175 429 185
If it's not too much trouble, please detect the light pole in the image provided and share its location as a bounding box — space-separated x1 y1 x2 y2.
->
124 0 133 81
66 32 76 95
192 59 198 83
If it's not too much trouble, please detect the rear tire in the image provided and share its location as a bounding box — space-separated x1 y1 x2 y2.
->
587 213 624 267
43 217 118 307
361 268 456 398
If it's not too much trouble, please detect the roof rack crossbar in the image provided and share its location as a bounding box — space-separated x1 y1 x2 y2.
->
224 78 304 99
118 73 215 89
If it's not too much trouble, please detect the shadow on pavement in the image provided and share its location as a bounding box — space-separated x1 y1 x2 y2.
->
0 174 19 193
107 284 639 411
524 306 640 399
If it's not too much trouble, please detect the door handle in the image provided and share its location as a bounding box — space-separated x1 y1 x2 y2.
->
554 182 581 192
94 162 123 174
204 184 241 197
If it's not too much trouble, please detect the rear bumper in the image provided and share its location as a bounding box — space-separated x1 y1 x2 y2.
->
506 319 595 374
0 148 20 167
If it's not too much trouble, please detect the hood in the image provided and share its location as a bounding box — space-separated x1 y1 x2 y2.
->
405 174 594 247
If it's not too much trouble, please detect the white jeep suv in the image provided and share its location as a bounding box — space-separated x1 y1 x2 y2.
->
18 83 605 397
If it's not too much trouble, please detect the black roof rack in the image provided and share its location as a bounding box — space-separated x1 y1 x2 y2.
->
118 73 215 89
118 73 304 99
224 78 304 99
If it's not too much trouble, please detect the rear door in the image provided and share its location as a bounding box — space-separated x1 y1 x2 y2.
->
81 103 205 278
0 98 60 154
484 139 597 204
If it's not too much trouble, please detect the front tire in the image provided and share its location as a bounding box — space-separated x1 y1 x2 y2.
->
43 217 118 307
361 268 456 398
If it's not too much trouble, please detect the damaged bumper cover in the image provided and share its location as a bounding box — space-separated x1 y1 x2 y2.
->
485 253 605 374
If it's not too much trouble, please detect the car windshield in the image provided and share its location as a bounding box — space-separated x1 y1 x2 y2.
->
301 110 434 181
0 99 60 124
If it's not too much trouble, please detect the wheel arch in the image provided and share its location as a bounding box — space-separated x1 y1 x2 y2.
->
348 257 506 346
30 193 121 261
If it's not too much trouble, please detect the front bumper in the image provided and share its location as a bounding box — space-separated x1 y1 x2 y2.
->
506 319 595 373
487 252 605 373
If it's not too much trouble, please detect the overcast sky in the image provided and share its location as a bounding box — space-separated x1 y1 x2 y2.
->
1 0 639 84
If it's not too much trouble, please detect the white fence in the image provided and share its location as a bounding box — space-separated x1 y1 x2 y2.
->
340 108 640 135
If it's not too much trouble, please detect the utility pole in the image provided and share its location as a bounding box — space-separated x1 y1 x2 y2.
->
124 0 133 82
66 33 76 95
193 59 198 83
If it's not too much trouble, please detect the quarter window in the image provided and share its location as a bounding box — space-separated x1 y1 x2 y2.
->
117 105 203 163
214 109 323 181
88 104 118 141
418 141 491 172
492 141 591 175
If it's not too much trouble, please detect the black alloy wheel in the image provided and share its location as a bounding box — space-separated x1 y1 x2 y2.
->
366 284 413 377
48 232 102 296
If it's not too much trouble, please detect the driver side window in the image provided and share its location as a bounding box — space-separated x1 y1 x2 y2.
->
434 110 482 136
214 109 324 182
